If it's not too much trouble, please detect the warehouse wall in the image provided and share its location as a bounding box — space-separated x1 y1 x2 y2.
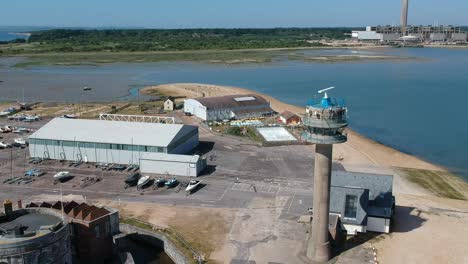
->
30 143 199 164
29 127 199 164
452 33 467 41
184 99 207 120
140 159 197 177
140 156 206 177
184 98 271 121
29 144 144 164
168 133 199 155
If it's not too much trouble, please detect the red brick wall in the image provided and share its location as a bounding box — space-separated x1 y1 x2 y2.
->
71 216 113 262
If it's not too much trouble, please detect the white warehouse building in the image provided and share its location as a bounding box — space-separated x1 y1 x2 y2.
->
28 118 199 165
184 94 275 121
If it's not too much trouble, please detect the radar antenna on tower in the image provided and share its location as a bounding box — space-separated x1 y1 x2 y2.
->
318 86 335 99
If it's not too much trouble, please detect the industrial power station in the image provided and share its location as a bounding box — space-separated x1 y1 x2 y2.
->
352 0 467 43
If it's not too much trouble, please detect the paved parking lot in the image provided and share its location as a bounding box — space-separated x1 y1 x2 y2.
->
0 115 325 216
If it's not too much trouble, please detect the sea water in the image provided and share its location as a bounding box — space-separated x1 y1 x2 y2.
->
1 47 468 180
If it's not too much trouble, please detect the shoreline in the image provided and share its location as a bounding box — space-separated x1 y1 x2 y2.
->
2 47 415 67
141 83 447 172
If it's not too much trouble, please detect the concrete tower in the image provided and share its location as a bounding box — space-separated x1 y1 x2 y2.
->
302 87 348 262
401 0 409 35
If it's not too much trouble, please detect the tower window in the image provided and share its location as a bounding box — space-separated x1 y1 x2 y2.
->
344 195 358 219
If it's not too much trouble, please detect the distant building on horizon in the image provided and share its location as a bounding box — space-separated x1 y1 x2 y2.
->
352 25 467 44
352 0 467 44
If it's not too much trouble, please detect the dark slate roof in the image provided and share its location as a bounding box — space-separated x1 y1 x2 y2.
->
165 96 175 103
332 171 393 208
194 94 270 110
0 212 61 232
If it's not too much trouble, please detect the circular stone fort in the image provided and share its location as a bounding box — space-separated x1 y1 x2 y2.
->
0 200 71 264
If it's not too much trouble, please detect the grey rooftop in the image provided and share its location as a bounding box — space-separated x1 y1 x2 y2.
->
29 118 197 147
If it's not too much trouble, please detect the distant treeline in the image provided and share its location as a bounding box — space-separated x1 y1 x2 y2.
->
23 28 352 52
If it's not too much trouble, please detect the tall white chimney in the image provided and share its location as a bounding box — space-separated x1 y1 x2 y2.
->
401 0 409 27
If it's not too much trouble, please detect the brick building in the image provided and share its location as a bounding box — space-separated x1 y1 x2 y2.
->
26 201 119 263
279 110 302 125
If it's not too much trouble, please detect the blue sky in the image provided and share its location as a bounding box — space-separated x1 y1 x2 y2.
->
1 0 467 28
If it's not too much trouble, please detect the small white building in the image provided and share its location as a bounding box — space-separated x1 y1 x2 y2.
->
140 153 207 177
352 30 382 41
184 94 274 121
164 97 175 111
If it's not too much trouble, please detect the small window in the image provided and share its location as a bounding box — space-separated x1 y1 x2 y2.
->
95 225 100 238
344 195 358 219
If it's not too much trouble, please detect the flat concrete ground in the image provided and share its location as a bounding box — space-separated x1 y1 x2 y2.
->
0 116 353 263
2 115 455 264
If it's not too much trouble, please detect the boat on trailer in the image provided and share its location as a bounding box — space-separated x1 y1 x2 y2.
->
186 180 202 193
165 178 178 189
137 175 150 189
14 138 26 145
155 177 166 188
125 173 141 186
54 171 70 181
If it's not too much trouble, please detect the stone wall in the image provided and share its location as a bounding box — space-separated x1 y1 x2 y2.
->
0 208 72 264
117 224 194 264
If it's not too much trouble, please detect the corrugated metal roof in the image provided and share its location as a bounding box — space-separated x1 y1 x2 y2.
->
280 110 299 120
231 107 274 116
192 94 270 110
29 118 197 147
141 152 200 163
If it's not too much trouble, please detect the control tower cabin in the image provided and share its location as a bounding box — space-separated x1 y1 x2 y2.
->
302 87 348 262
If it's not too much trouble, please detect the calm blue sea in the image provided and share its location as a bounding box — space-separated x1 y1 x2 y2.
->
0 41 468 179
0 31 22 41
0 26 50 41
